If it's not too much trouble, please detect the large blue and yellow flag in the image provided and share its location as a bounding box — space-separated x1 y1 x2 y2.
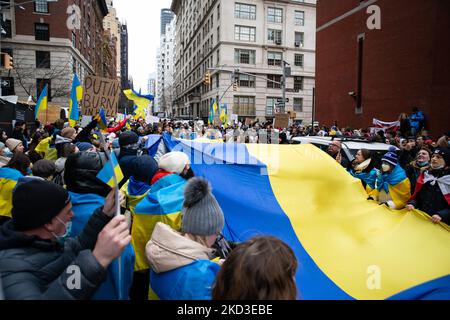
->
123 89 154 119
69 74 83 127
96 152 124 188
0 168 23 219
34 84 48 120
161 137 450 300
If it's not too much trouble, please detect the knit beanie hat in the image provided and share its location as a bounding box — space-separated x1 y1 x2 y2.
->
132 155 159 183
32 159 56 179
158 151 190 174
5 138 22 152
119 131 139 147
181 177 224 236
76 142 94 152
433 148 450 166
382 147 399 167
12 180 71 231
61 127 76 139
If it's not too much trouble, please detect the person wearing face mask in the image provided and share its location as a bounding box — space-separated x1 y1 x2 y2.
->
0 180 131 299
132 151 193 299
373 148 411 209
145 177 225 300
405 148 432 193
348 149 379 195
406 148 450 225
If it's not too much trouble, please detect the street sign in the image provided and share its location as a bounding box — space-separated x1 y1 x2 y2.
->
276 98 289 103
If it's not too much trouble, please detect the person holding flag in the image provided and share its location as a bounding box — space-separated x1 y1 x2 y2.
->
69 74 83 127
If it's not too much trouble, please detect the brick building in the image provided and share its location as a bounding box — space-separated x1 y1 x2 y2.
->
0 0 115 110
315 0 450 137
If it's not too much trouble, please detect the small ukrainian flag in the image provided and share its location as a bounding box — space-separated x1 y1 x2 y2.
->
35 84 48 120
96 152 124 188
69 74 83 127
96 108 108 131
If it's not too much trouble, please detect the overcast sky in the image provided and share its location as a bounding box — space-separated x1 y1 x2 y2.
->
114 0 173 93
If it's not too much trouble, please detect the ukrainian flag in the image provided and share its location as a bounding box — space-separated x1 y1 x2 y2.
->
208 100 215 125
96 152 124 188
373 165 411 209
219 104 229 128
69 74 83 127
95 108 108 131
160 137 450 300
34 84 48 120
34 136 57 161
123 89 154 119
0 168 23 219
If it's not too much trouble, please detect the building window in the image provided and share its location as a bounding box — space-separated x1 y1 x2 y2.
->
268 52 282 66
36 79 51 102
238 74 255 88
34 0 49 13
294 55 304 68
268 29 282 45
235 3 256 20
72 56 77 74
1 19 12 38
267 75 281 89
267 7 282 23
235 25 256 42
217 4 220 20
233 96 255 116
294 11 305 26
0 77 15 96
295 32 304 47
294 76 303 91
266 97 280 116
234 49 256 64
293 98 303 112
36 51 50 68
35 23 50 41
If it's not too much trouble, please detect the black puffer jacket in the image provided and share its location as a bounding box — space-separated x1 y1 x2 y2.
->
64 152 111 198
409 168 450 225
0 208 111 300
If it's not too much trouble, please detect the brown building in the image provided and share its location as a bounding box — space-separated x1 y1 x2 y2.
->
0 0 115 110
315 0 450 138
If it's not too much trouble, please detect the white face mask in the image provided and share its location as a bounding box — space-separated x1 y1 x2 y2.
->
431 163 445 170
382 164 391 172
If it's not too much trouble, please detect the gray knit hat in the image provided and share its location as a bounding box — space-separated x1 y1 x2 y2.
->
181 177 224 236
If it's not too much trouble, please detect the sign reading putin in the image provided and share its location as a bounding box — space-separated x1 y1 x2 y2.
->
82 76 120 117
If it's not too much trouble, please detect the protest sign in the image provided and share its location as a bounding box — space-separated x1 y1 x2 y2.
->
82 76 120 117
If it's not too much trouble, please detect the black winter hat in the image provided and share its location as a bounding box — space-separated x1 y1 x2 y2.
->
64 152 111 197
132 155 158 183
433 148 450 166
12 180 70 231
119 131 139 147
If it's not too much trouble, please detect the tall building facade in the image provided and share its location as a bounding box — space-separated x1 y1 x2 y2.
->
156 11 175 115
171 0 316 123
103 0 121 80
0 0 112 109
120 23 130 89
315 0 449 137
160 8 175 36
147 76 156 113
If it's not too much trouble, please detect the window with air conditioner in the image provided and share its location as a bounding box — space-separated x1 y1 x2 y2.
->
295 32 304 47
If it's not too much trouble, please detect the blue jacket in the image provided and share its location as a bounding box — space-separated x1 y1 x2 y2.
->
409 111 425 130
69 192 135 300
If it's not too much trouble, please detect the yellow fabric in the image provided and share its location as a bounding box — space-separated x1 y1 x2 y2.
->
132 212 182 272
35 137 57 161
388 179 411 209
0 179 18 218
246 144 450 300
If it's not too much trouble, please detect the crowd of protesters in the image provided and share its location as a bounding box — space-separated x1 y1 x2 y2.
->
0 108 448 300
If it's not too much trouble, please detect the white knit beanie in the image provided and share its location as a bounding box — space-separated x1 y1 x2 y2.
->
158 151 190 174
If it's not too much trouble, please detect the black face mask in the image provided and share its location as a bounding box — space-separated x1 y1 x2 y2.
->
180 167 195 180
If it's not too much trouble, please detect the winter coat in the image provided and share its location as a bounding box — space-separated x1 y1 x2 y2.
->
409 111 425 131
409 168 450 225
0 155 10 168
374 165 411 209
118 148 139 187
146 222 220 300
0 168 23 219
69 192 135 300
405 161 430 194
349 158 378 193
0 208 110 300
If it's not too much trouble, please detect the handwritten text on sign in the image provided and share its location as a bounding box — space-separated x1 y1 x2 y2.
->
82 76 120 117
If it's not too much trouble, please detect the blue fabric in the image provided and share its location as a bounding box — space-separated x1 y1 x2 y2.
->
349 168 378 190
376 165 408 193
128 176 151 196
142 135 162 157
134 175 186 216
0 168 23 181
69 192 135 300
150 260 220 300
409 111 425 130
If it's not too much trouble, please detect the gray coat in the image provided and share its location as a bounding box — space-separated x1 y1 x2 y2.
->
0 208 111 300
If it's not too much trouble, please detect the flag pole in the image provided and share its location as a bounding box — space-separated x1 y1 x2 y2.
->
98 132 123 300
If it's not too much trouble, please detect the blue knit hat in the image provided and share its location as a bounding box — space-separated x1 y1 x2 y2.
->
382 147 399 167
76 142 94 152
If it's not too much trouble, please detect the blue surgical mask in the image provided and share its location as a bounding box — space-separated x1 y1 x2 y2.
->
417 161 429 168
52 218 72 245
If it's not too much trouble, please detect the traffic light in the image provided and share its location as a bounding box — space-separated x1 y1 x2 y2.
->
204 72 211 85
2 53 13 70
